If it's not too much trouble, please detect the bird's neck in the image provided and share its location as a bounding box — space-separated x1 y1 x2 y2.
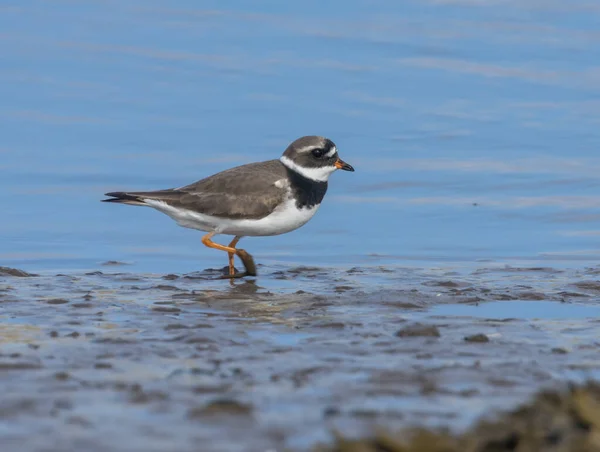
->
285 167 328 210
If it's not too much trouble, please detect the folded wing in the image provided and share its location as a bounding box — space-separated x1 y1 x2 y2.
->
102 160 288 220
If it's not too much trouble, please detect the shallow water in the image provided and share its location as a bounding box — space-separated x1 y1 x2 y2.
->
3 1 600 451
3 0 600 273
432 300 600 319
2 264 600 451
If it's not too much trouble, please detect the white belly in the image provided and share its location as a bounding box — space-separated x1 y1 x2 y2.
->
144 197 319 237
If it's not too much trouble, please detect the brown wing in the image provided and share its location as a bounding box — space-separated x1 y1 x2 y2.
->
102 160 289 220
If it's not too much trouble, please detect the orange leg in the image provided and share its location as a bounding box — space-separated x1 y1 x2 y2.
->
201 232 243 276
227 236 242 275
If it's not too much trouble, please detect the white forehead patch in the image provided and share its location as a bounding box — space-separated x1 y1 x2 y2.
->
324 146 337 158
280 156 337 182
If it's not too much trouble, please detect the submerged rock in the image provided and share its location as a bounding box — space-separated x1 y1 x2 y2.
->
396 323 441 338
188 399 253 418
464 333 490 343
317 382 600 452
0 267 36 277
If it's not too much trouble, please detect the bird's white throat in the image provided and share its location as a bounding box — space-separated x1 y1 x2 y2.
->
279 156 336 182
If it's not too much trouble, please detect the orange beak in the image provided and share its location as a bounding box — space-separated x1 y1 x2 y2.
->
335 158 355 172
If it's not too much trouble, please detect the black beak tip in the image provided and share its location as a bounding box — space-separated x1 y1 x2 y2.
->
343 163 355 172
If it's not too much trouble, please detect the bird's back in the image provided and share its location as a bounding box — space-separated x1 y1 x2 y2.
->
179 159 287 195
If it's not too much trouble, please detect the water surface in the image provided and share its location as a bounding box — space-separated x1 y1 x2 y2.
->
2 2 600 451
2 0 600 273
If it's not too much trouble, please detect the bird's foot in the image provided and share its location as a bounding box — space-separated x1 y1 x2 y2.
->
236 249 257 276
215 249 257 280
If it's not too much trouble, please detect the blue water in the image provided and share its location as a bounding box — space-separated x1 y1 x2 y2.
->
2 1 600 274
432 300 600 320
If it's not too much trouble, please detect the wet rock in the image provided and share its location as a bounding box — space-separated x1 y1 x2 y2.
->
474 266 562 275
184 336 216 345
187 270 219 279
396 324 440 338
288 266 323 274
424 280 462 288
171 292 194 300
557 291 590 299
94 337 136 344
0 267 36 277
94 362 112 369
420 380 438 395
314 321 345 330
47 298 69 305
101 260 128 266
164 324 189 331
377 267 394 274
192 384 231 394
552 347 569 354
128 386 168 404
573 281 600 292
384 301 423 309
154 284 181 291
324 407 340 418
151 305 181 313
334 285 354 292
464 334 490 343
188 399 253 418
347 267 364 274
0 361 42 370
318 382 600 452
517 291 546 301
119 276 142 282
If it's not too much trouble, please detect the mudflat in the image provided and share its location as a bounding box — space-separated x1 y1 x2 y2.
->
2 264 599 451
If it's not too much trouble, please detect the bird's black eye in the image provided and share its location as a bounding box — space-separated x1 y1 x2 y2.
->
312 149 324 158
